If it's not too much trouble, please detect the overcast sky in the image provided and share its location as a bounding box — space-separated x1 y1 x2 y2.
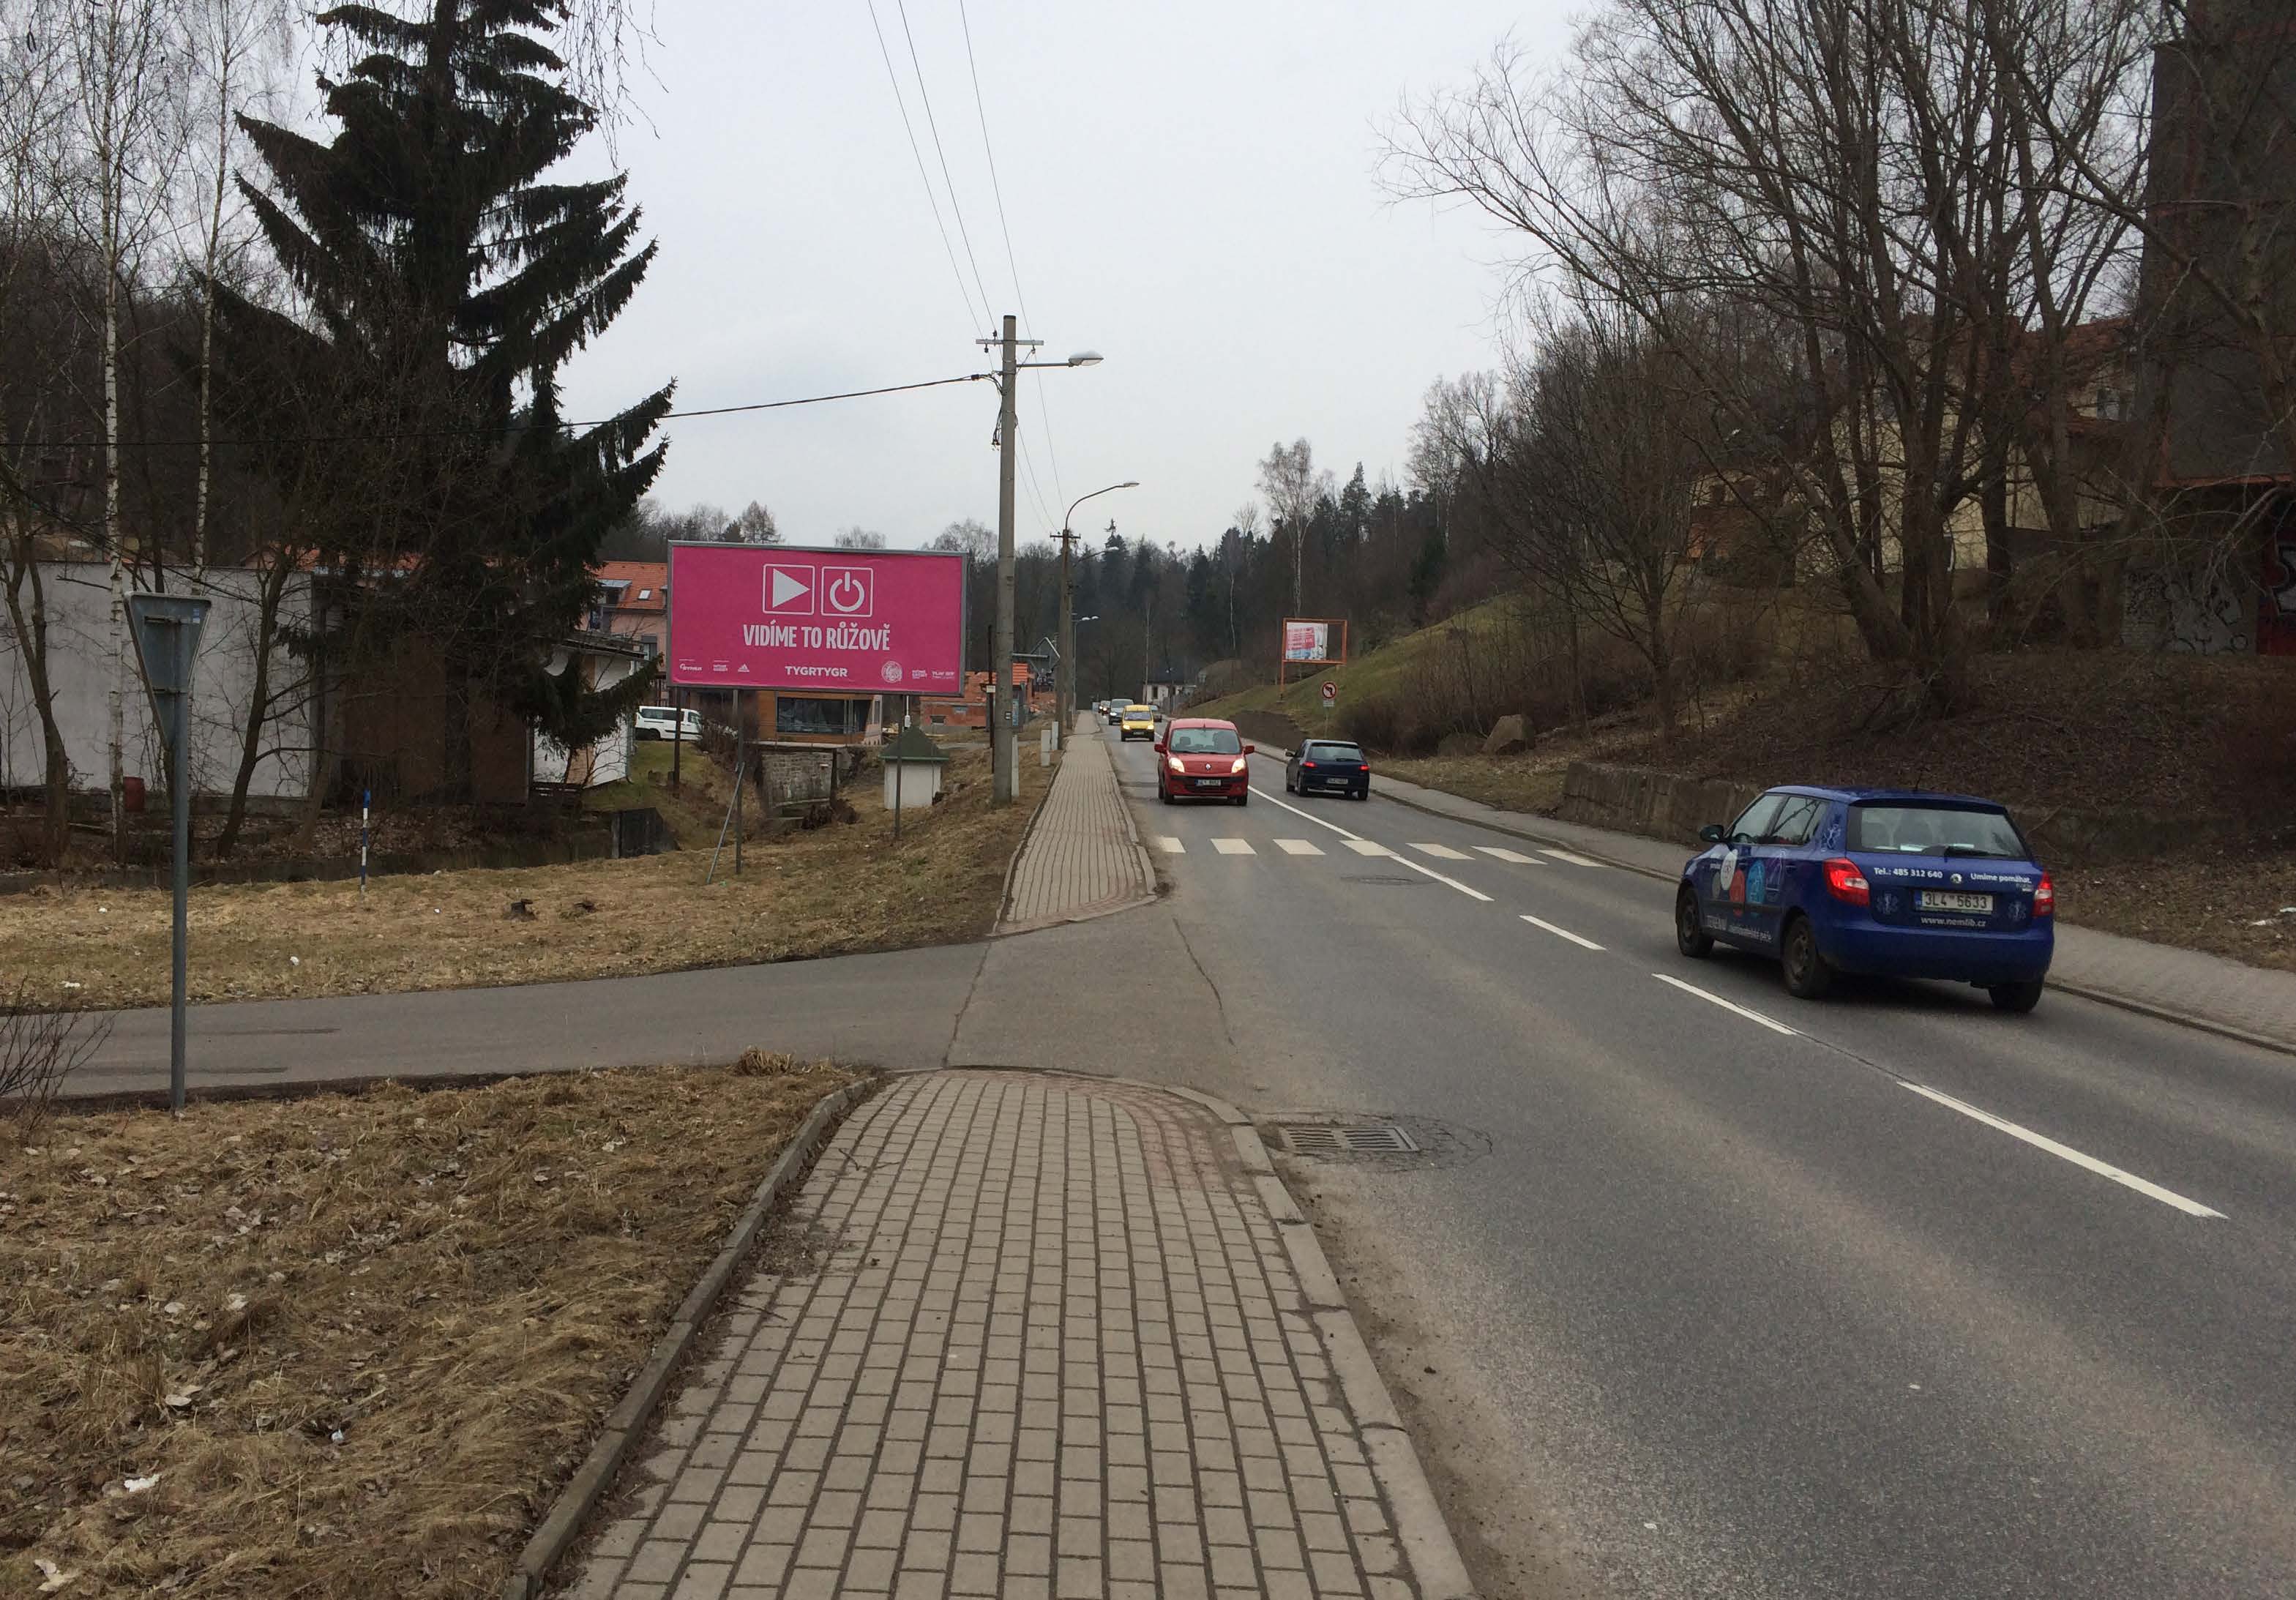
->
548 1 1574 552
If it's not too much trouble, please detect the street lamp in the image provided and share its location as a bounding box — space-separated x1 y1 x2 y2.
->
1058 481 1140 746
981 319 1108 804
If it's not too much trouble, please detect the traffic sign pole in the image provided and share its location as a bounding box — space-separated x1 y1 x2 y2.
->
127 594 212 1115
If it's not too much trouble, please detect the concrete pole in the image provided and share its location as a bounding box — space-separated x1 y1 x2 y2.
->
1057 528 1075 750
992 313 1019 806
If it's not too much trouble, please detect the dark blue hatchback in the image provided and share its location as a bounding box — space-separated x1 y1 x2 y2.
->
1675 787 2054 1012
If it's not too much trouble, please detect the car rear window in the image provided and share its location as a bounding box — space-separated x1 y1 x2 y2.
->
1848 804 2027 858
1308 743 1366 763
1170 728 1241 755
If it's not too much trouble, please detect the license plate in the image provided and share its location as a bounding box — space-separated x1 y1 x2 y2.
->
1918 890 1993 913
1195 777 1223 788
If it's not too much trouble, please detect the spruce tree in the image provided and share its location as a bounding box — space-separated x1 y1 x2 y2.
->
222 0 670 793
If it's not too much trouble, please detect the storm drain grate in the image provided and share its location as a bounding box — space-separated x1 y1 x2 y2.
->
1277 1123 1420 1156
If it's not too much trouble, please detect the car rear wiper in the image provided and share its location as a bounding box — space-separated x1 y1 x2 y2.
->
1939 843 2011 860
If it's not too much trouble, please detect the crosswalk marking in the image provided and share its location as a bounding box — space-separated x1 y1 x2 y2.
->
1410 842 1470 860
1342 839 1394 857
1212 837 1256 856
1274 839 1323 856
1155 837 1184 853
1473 846 1542 865
1540 848 1603 867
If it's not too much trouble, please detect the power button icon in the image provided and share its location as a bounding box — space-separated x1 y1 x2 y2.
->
823 566 873 618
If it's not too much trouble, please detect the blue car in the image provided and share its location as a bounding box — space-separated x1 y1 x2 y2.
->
1675 787 2054 1012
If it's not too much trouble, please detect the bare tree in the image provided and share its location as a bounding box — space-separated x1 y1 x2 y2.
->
64 0 189 857
732 498 779 543
1388 0 2162 692
0 0 81 861
1256 438 1330 613
834 526 887 550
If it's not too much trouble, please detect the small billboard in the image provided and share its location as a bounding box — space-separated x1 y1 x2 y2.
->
1277 616 1348 688
668 543 966 692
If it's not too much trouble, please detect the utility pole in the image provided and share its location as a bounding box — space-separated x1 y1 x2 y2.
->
981 315 1034 806
1056 528 1076 750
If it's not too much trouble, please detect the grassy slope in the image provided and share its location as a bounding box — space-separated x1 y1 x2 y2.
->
1189 596 1525 736
1 743 1044 1010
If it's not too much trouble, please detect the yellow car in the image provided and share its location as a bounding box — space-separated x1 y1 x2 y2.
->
1118 704 1158 741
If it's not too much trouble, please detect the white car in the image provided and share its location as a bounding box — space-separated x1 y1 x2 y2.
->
635 705 704 741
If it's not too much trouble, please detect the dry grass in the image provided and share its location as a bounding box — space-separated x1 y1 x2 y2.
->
0 743 1041 1011
0 1058 856 1599
2056 852 2296 976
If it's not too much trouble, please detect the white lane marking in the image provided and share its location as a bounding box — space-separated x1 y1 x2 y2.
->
1521 914 1604 951
1212 837 1256 856
1650 973 1799 1036
1899 1082 2226 1219
1154 837 1184 854
1410 842 1472 860
1540 848 1603 867
1251 786 1492 901
1474 846 1543 864
1274 838 1323 856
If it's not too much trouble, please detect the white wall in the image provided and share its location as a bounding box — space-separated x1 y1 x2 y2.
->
0 563 315 799
531 646 640 788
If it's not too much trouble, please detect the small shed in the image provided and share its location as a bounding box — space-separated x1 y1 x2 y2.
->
882 724 949 811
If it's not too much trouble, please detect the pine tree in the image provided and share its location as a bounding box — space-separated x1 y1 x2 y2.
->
220 0 670 793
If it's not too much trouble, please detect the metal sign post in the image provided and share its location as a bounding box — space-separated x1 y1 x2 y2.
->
126 594 212 1115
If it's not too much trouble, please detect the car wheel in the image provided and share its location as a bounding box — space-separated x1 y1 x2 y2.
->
1235 790 1249 807
1781 914 1833 999
1285 771 1295 793
1352 786 1369 801
1988 979 2043 1014
1675 886 1713 957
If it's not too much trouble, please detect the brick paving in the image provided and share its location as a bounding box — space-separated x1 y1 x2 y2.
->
1001 724 1155 933
560 1072 1437 1600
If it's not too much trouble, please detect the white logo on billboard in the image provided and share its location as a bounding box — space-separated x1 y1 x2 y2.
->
765 567 814 614
823 566 873 618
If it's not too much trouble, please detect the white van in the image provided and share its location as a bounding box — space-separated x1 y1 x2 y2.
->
635 705 705 741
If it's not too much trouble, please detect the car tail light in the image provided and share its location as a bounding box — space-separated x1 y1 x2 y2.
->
1823 858 1870 906
2033 874 2054 917
1301 760 1317 769
1167 755 1184 774
1228 758 1248 774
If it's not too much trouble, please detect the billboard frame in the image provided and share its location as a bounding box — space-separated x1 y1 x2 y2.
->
1276 616 1349 691
663 539 969 695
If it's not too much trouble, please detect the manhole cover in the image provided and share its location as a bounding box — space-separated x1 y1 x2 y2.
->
1276 1124 1420 1156
1342 875 1423 886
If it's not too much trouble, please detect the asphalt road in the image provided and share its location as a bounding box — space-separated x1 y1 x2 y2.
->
1093 719 2296 1600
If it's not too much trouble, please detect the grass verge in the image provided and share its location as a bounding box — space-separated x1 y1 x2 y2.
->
1 741 1042 1010
0 1058 857 1599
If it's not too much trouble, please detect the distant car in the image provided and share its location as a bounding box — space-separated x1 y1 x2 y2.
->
1156 719 1253 805
1104 700 1127 725
1675 786 2054 1011
635 705 704 741
1118 704 1158 741
1285 739 1370 800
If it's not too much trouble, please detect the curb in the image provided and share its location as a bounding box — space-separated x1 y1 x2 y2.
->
498 1076 877 1600
1372 775 2296 1062
992 751 1064 932
1118 1074 1479 1600
995 728 1159 938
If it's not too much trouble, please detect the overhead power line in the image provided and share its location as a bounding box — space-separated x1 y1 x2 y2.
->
956 0 1068 515
864 0 984 329
9 373 996 452
894 0 999 330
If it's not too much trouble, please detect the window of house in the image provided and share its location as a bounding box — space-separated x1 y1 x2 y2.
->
775 695 871 736
636 588 651 599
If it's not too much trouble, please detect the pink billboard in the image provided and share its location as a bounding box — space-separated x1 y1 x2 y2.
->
665 543 966 692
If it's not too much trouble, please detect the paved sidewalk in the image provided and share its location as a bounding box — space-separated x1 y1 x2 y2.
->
1372 769 2296 1053
560 1072 1465 1600
1000 723 1156 934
